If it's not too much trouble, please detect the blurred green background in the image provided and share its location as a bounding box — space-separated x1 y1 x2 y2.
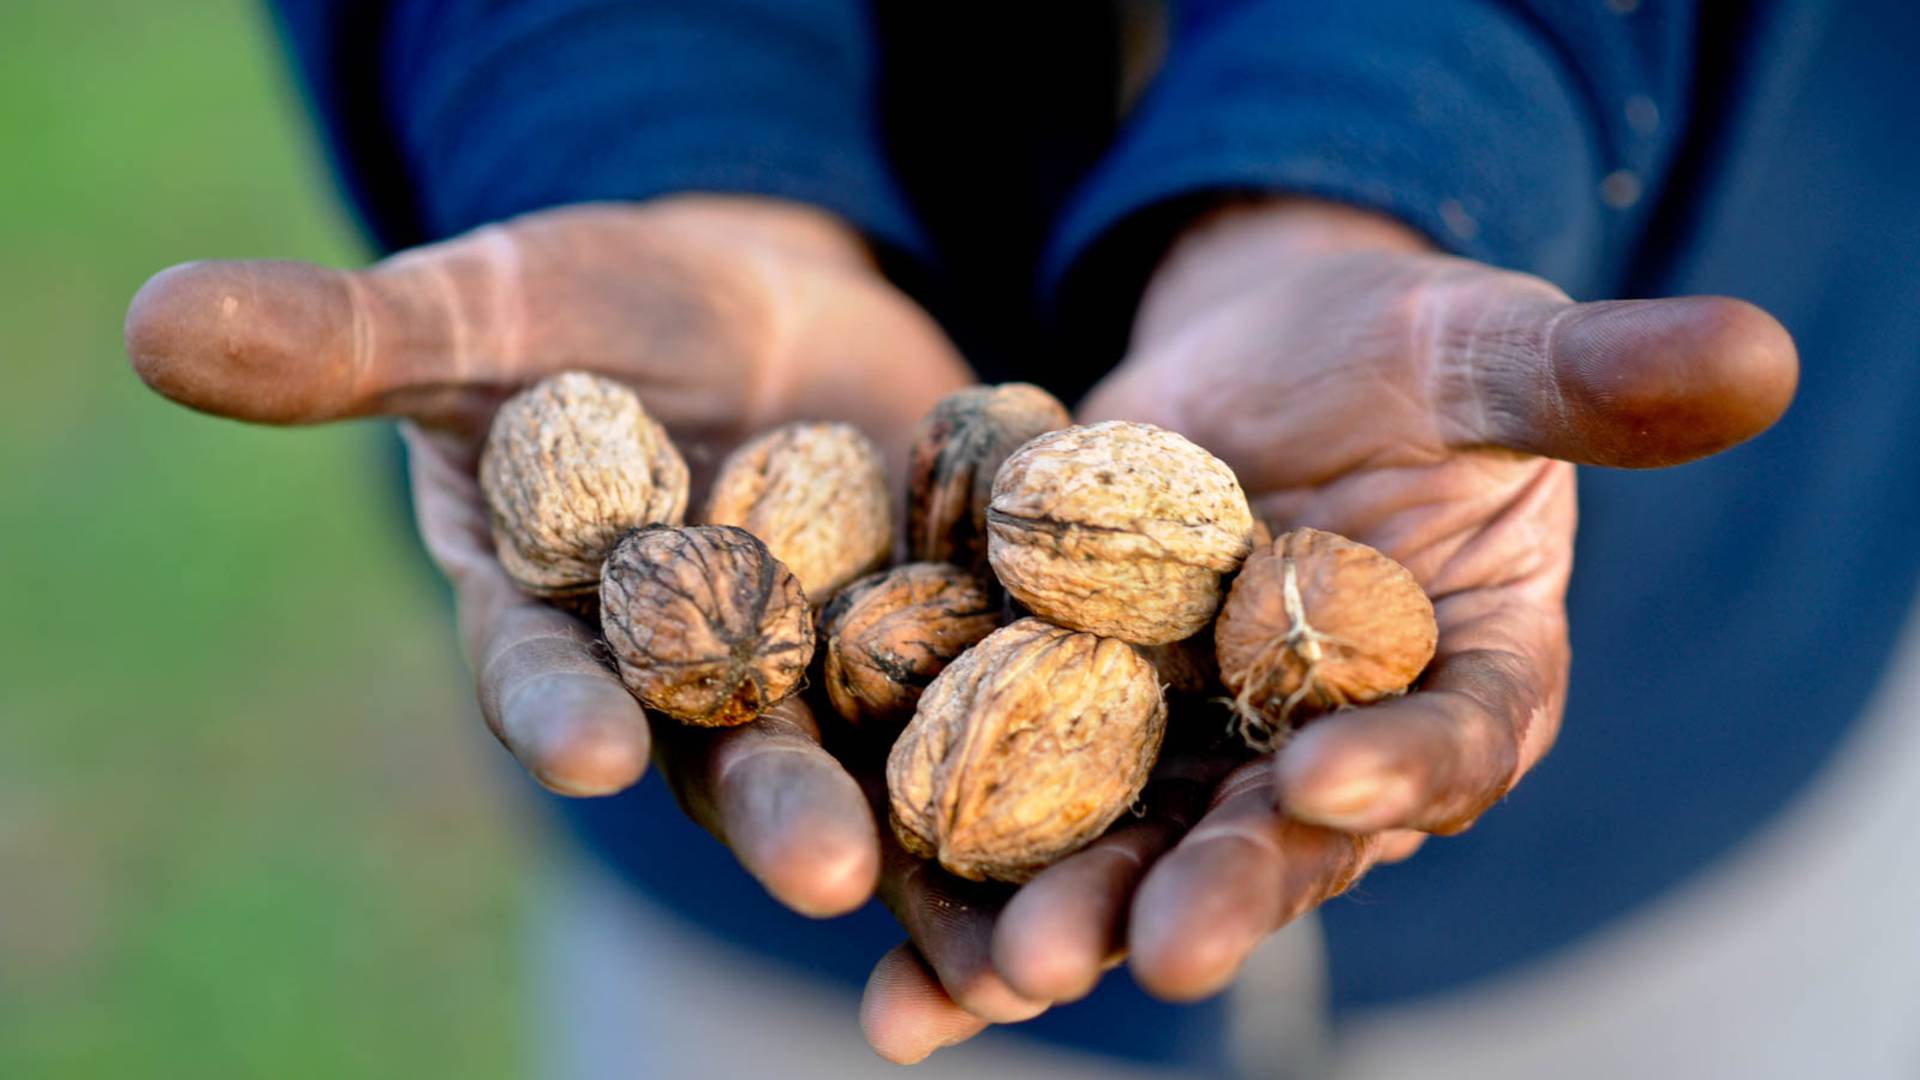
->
1 2 529 1075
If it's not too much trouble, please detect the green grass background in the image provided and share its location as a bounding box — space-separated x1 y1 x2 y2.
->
1 2 529 1075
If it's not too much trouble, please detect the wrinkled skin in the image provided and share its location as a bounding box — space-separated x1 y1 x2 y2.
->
125 196 974 919
854 199 1799 1064
127 194 1798 1065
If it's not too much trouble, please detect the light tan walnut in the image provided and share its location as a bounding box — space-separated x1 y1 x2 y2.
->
479 372 688 604
820 563 1000 732
987 421 1255 645
600 525 814 727
887 618 1167 883
703 422 891 603
1215 527 1437 747
907 383 1071 575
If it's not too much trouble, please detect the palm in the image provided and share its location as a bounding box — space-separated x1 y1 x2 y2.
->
1105 251 1586 832
856 204 1798 1064
128 195 973 920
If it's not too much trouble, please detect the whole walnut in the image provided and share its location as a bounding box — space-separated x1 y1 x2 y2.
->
1139 633 1220 700
1215 527 1437 745
907 383 1071 574
820 563 1000 731
987 421 1255 645
600 525 815 727
479 372 689 604
703 422 891 603
887 618 1167 883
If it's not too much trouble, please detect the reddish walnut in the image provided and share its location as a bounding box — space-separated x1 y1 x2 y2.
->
479 372 689 604
1215 527 1438 746
987 421 1255 645
887 618 1167 883
600 525 815 727
907 383 1071 574
703 422 891 603
820 563 1000 732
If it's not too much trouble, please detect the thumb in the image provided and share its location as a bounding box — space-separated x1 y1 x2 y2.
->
1440 294 1799 468
125 226 527 430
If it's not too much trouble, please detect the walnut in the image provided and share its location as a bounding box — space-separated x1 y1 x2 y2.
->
1215 527 1437 747
479 372 689 605
986 421 1255 645
820 563 999 732
600 525 815 727
887 618 1167 883
907 383 1071 574
703 422 891 603
1138 633 1219 699
1251 516 1275 549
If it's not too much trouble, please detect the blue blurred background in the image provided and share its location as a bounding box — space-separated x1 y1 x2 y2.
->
1 3 527 1075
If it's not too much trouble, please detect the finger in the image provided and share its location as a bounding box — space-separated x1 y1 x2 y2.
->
125 234 523 428
407 425 653 797
1129 762 1381 1002
878 853 1045 1024
123 206 760 434
1435 289 1798 468
655 697 879 918
1275 593 1565 834
1376 829 1427 864
860 943 991 1065
991 751 1232 1003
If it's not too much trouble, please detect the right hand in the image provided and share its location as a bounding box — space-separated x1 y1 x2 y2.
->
125 195 975 917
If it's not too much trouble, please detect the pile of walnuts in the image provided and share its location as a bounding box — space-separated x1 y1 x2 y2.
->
479 372 1438 884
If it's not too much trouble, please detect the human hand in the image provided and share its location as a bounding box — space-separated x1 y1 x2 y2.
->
125 196 974 917
857 197 1798 1060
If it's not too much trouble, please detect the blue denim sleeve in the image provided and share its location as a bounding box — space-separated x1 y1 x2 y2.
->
1047 0 1699 308
264 0 926 260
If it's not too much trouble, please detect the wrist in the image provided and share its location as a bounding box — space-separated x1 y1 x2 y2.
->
1134 197 1432 348
639 193 881 278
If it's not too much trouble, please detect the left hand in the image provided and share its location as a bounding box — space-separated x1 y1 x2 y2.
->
856 197 1799 1062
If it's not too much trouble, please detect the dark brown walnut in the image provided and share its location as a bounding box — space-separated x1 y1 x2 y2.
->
820 563 999 732
907 383 1071 574
1139 633 1220 700
479 371 689 604
703 422 891 603
887 618 1167 883
600 525 815 727
987 421 1256 646
1216 527 1438 747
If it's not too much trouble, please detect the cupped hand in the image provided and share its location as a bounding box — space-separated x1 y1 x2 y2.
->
126 195 974 918
858 197 1798 1061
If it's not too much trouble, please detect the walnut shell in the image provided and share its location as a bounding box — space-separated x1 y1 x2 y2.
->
986 421 1255 645
479 372 689 603
703 422 891 603
907 383 1071 574
887 618 1168 882
600 525 815 727
1215 527 1438 744
821 563 999 732
1139 633 1220 699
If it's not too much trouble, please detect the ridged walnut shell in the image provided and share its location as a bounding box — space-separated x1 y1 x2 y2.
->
907 383 1071 574
703 422 891 603
821 563 1000 731
987 421 1255 645
479 372 689 603
1216 528 1437 742
600 525 815 727
887 618 1168 882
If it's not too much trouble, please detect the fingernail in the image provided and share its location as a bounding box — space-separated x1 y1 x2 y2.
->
1291 772 1414 830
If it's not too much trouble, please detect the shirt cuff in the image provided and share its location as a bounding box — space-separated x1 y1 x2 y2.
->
377 0 928 261
1045 0 1610 327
